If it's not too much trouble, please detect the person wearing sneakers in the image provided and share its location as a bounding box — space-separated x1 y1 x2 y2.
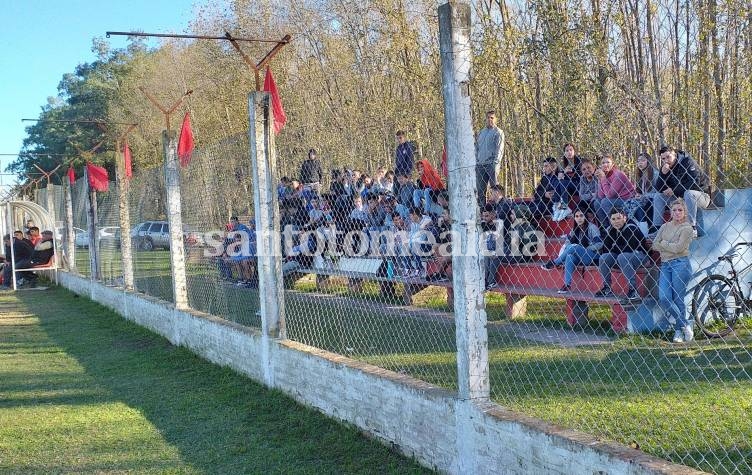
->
541 210 602 293
594 207 647 301
651 198 695 343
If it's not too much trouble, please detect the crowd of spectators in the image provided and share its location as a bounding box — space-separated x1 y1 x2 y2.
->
1 220 56 289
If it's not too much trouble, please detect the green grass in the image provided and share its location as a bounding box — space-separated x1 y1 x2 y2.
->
82 256 752 473
0 288 430 474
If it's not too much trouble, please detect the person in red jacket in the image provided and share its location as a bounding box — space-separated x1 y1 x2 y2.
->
413 159 445 215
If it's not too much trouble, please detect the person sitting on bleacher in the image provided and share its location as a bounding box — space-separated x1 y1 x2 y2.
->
594 154 635 228
404 207 433 278
561 143 582 181
413 159 445 215
541 210 602 294
630 152 658 225
488 185 514 230
485 205 540 290
395 173 415 219
531 157 560 219
14 230 55 287
594 207 646 301
577 158 599 217
426 207 452 282
652 145 710 237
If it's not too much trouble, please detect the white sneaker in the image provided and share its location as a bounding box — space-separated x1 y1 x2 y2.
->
672 330 685 343
683 326 694 342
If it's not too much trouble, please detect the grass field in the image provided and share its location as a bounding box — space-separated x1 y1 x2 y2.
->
0 288 429 474
80 250 752 473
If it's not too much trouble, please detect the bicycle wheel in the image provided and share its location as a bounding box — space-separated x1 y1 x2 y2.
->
692 274 743 338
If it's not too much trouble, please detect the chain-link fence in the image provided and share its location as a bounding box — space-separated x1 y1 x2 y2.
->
27 124 751 474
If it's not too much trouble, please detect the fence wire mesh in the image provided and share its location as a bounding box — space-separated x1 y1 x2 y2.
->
28 136 752 475
179 133 260 326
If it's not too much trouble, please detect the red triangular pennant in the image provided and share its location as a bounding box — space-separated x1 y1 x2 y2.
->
86 162 109 192
177 112 194 167
67 166 75 184
263 67 287 134
123 140 133 179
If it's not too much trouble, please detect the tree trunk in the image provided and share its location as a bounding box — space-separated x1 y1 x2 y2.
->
645 0 666 148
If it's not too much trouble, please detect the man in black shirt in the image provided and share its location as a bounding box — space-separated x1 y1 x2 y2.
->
300 148 323 193
653 145 710 233
595 208 647 301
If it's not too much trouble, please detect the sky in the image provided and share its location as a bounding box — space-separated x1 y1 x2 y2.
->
0 0 200 189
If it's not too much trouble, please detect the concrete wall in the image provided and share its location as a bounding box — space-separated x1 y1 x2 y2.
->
58 272 703 475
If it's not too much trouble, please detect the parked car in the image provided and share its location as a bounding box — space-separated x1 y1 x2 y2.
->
130 221 200 251
74 226 121 249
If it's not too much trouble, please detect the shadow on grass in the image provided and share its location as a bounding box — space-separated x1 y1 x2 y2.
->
12 288 429 474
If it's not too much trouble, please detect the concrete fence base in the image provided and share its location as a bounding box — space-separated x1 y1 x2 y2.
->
57 272 702 475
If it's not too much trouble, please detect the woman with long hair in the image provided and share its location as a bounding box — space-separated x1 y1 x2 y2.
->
542 209 602 293
652 198 695 342
633 152 658 224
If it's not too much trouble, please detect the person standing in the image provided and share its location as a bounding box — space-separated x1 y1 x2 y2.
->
394 130 415 197
475 110 505 206
651 198 695 343
300 148 323 193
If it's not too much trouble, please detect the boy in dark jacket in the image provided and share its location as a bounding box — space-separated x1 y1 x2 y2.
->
594 208 647 301
653 145 710 232
299 148 323 191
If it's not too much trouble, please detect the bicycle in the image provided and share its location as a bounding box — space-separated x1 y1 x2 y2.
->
691 242 752 338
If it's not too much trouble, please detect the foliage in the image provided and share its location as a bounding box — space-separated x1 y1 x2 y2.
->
9 0 752 193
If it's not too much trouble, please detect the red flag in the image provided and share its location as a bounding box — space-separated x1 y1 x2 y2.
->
177 111 194 167
67 166 75 184
86 162 109 192
441 144 448 178
123 140 133 179
263 67 287 134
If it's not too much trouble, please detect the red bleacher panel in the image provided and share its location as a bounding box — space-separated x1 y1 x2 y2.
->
537 217 573 238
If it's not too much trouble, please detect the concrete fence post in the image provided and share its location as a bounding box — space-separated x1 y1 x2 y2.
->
440 0 489 403
163 130 189 310
84 168 101 281
439 2 490 471
116 140 134 290
249 91 286 386
64 178 76 272
45 184 55 226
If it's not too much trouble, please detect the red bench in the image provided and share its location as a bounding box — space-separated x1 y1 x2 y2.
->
490 262 658 333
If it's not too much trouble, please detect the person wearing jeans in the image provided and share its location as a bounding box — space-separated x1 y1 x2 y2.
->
652 198 695 343
652 145 711 234
541 210 602 293
475 110 505 206
594 154 636 227
594 207 647 301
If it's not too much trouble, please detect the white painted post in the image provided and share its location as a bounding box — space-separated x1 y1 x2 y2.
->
64 178 76 272
84 168 101 281
163 131 189 309
116 141 134 290
45 183 55 226
249 91 286 386
439 1 489 401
